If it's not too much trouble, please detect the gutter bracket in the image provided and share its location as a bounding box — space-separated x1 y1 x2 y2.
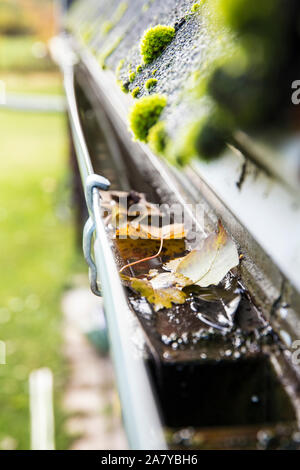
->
83 173 110 296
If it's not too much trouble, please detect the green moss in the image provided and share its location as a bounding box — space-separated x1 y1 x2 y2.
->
148 121 167 154
116 59 125 78
117 79 129 94
131 87 140 98
129 71 136 82
114 1 128 22
191 3 200 12
140 25 175 64
129 94 167 141
98 36 123 69
191 0 206 13
166 105 233 166
101 2 128 36
152 69 157 75
194 111 232 159
116 60 129 93
166 124 196 167
121 82 129 93
207 58 254 125
218 0 279 34
101 21 113 35
81 24 94 43
204 0 287 128
136 64 143 73
145 78 158 90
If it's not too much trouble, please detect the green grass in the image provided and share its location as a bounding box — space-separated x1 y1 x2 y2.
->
0 35 55 72
0 33 86 450
0 107 82 450
1 71 63 95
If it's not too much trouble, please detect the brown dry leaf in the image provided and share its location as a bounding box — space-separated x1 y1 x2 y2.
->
116 222 186 240
165 221 239 287
130 277 187 312
101 190 185 240
116 238 186 269
120 222 238 312
100 190 161 219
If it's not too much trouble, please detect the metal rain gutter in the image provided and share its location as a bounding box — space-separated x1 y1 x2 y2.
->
51 35 166 450
73 40 300 298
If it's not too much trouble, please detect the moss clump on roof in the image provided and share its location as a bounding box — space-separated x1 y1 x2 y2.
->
116 59 125 78
101 21 113 35
145 78 158 90
207 56 263 126
101 2 128 36
165 123 196 167
120 81 129 94
140 25 175 64
98 36 123 69
81 24 94 43
136 64 143 73
148 121 167 154
115 1 128 21
129 94 167 141
131 87 140 98
204 0 290 129
166 106 233 166
218 0 278 34
129 71 136 82
191 2 201 13
194 111 232 159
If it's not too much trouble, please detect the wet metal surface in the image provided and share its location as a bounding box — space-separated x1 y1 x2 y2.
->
73 77 300 449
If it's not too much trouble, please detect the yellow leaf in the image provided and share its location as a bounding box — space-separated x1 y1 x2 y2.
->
171 221 239 287
116 222 186 240
130 277 187 312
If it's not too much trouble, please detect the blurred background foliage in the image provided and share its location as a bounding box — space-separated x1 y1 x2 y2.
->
0 0 84 450
0 0 57 73
0 0 56 38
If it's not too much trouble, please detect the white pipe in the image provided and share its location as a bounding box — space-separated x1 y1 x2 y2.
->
29 368 55 450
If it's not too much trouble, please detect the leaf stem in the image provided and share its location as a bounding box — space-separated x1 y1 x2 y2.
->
119 237 164 274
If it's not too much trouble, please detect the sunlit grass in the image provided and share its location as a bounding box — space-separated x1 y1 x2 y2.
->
0 107 82 450
0 33 86 450
0 35 55 72
1 71 63 95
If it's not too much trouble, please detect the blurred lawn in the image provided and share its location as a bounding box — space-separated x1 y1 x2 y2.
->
0 34 63 95
0 35 55 72
1 71 63 95
0 36 83 450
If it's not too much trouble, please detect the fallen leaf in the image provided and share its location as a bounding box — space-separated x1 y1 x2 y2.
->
116 238 186 268
149 271 191 290
163 257 184 272
116 222 186 240
100 190 161 220
130 277 187 312
100 190 186 240
165 221 239 287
